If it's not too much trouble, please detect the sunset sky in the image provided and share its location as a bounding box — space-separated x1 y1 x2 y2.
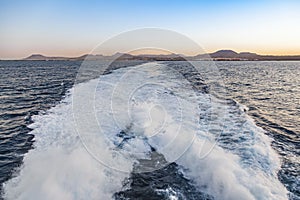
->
1 0 300 59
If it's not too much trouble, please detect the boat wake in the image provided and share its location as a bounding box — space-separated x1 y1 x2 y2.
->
3 62 288 200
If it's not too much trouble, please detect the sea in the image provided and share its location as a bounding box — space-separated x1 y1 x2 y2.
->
0 60 299 200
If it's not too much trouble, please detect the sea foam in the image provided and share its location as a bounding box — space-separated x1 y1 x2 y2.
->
3 62 288 200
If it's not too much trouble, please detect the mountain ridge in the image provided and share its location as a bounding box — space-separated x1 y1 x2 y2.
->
22 50 300 61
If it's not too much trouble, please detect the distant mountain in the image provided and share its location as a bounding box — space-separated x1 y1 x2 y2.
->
239 52 259 58
195 50 300 60
207 50 260 60
24 54 59 60
24 54 81 61
22 53 186 61
22 50 300 61
210 50 239 58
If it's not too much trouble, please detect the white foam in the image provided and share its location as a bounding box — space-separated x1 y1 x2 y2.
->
3 62 288 200
3 92 132 200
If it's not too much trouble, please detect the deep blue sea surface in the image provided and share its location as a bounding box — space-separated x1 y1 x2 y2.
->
0 60 299 200
217 61 300 199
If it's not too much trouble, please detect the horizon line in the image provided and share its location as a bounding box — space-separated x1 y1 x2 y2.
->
2 49 300 60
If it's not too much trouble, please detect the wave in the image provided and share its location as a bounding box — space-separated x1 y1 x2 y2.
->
3 62 288 200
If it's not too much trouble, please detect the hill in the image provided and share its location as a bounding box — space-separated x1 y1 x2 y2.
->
22 50 300 61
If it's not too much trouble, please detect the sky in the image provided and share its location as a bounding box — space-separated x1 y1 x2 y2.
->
1 0 300 59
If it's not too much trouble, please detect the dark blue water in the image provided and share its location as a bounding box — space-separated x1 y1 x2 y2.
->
217 61 300 199
0 60 80 186
0 60 144 198
0 60 299 199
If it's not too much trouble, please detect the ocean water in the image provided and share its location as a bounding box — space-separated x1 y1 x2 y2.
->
0 60 298 200
216 61 300 199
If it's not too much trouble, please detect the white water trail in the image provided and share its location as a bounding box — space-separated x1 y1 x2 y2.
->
3 62 288 200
